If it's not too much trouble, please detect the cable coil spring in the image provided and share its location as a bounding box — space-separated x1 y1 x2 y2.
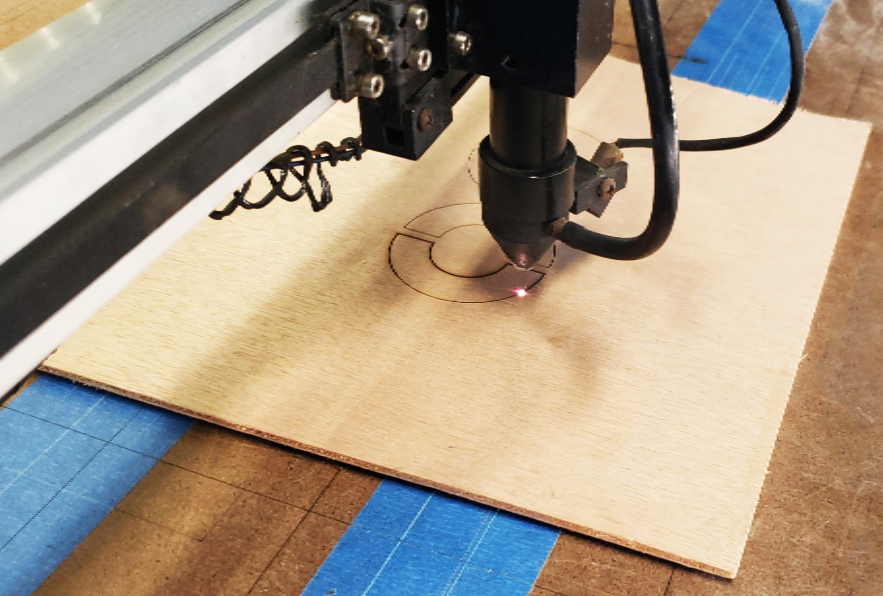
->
210 136 365 220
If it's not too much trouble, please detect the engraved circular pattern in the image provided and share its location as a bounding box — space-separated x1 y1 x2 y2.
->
388 204 554 303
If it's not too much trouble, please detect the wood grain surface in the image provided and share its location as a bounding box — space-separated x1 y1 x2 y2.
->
43 57 870 578
0 0 84 49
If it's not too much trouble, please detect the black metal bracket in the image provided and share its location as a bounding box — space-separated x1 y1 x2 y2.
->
450 0 614 97
329 0 377 102
572 156 628 218
353 0 478 159
349 0 616 160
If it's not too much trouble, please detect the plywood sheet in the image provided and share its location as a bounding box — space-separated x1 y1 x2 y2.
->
44 58 870 578
0 0 86 49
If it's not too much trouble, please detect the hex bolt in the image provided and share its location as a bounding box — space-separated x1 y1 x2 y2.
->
407 47 432 72
406 4 429 30
367 35 392 60
598 178 617 200
358 73 385 99
450 31 473 56
349 12 379 40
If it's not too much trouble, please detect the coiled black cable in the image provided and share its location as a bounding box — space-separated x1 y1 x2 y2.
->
210 136 364 220
617 0 804 151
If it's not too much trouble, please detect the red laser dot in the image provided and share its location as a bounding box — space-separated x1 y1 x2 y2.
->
514 288 528 298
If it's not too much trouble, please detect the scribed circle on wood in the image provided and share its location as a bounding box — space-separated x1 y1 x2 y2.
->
388 203 555 303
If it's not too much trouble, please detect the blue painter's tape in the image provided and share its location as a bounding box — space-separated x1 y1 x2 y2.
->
361 541 463 596
0 409 68 473
0 374 193 593
303 481 559 596
351 480 434 539
11 375 74 403
468 511 559 583
0 476 57 547
0 490 116 596
24 430 105 488
446 565 534 596
72 393 142 441
15 489 115 559
9 377 101 428
0 465 18 492
0 543 57 596
674 0 834 101
111 406 193 458
65 444 157 506
402 493 495 559
302 527 399 596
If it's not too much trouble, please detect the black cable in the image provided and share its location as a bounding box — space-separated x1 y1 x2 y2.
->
210 137 364 220
550 0 679 260
617 0 804 152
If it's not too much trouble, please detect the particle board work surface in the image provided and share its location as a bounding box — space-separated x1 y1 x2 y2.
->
44 57 870 578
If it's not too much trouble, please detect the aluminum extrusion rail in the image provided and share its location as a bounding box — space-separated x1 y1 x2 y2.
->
0 0 341 394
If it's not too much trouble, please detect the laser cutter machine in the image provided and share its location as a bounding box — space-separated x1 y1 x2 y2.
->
0 0 803 396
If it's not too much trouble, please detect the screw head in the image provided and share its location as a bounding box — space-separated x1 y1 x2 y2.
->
418 108 433 131
367 36 392 60
406 5 429 30
407 47 432 72
358 73 384 99
349 12 379 40
451 31 472 56
598 178 617 200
